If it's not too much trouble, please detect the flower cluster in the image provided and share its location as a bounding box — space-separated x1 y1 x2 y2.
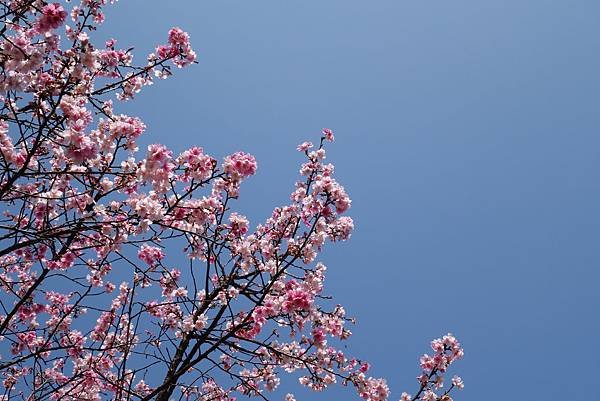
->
157 27 197 68
36 3 68 33
401 334 465 401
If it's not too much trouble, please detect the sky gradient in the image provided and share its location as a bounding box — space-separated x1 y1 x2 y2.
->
102 2 600 400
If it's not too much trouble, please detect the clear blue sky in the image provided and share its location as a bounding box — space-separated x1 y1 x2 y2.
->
103 2 600 400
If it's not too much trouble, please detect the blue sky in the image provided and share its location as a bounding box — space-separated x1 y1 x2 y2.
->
102 1 600 400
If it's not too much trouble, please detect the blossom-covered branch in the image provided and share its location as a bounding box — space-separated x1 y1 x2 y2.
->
0 2 464 401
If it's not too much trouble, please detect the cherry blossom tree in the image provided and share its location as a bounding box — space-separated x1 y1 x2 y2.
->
0 2 464 401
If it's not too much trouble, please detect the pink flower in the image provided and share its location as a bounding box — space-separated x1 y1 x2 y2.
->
139 144 175 193
224 151 257 179
134 380 152 396
178 147 214 181
297 141 313 152
421 390 437 401
228 212 249 237
322 128 335 142
431 338 444 352
168 27 190 46
137 245 165 266
329 216 354 240
36 3 67 33
312 327 326 348
358 377 389 401
164 27 196 67
282 287 313 312
359 362 371 373
64 131 98 163
420 354 436 371
451 375 464 389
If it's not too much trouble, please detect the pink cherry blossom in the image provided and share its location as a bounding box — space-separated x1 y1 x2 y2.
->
138 245 166 266
451 375 464 390
36 3 67 33
224 151 258 179
322 128 335 142
297 141 314 152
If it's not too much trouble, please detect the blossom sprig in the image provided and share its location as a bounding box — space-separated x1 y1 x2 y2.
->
401 334 465 401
